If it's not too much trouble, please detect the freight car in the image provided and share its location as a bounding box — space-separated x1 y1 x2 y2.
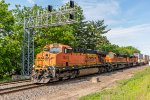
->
144 55 150 64
31 44 145 83
134 53 150 65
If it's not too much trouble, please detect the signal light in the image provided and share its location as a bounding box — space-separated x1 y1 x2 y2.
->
70 13 74 19
70 0 74 8
48 5 52 12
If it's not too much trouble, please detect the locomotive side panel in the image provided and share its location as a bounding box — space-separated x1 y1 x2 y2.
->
56 53 100 67
55 46 100 68
56 53 86 67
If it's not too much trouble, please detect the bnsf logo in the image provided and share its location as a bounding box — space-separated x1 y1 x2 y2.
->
86 56 96 62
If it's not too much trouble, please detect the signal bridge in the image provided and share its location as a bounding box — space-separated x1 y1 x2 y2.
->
22 1 79 76
24 7 78 29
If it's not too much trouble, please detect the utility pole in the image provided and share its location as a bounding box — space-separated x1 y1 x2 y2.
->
22 1 79 76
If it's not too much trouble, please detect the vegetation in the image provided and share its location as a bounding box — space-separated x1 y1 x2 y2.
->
0 0 140 80
74 20 110 49
80 67 150 100
101 44 140 56
0 0 21 80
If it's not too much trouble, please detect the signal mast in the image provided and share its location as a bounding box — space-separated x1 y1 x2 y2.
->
22 1 79 76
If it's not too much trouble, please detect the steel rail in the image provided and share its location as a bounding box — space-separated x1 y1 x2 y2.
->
0 80 31 86
0 83 44 95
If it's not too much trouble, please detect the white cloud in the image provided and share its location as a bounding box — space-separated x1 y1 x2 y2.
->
62 0 69 3
85 1 119 18
106 24 150 55
62 0 120 21
27 0 35 4
107 24 150 38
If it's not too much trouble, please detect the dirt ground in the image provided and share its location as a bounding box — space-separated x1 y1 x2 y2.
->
39 65 149 100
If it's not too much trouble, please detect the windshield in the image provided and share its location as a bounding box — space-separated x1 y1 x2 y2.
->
43 48 49 51
50 47 61 53
109 53 114 57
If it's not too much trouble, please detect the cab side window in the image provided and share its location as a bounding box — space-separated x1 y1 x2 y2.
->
64 48 68 54
64 48 72 54
109 53 114 57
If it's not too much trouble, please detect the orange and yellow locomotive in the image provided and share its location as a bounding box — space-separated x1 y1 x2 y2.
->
32 44 140 83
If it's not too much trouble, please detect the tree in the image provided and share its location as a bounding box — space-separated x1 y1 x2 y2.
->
0 0 14 36
0 35 21 78
0 0 23 79
74 20 110 49
101 43 140 56
118 46 140 55
101 44 119 53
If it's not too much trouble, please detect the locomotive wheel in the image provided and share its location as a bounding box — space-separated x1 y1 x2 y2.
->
70 70 78 79
98 67 105 73
59 77 63 81
107 65 112 72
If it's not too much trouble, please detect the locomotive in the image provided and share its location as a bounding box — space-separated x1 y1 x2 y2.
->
31 44 149 83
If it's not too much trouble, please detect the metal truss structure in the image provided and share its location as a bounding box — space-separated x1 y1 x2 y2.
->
22 3 79 76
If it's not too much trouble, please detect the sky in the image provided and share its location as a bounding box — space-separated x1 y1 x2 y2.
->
5 0 150 55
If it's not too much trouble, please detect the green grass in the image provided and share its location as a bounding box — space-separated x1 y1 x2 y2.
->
80 66 150 100
0 76 12 82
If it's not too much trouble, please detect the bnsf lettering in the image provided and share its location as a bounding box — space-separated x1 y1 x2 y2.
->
86 56 96 62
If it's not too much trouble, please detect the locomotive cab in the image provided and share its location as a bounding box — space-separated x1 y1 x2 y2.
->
105 52 115 62
34 44 71 69
105 52 128 63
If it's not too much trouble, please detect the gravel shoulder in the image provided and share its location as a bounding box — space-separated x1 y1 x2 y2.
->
0 65 148 100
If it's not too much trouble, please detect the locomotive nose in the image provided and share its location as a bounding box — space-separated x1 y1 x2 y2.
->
35 52 56 68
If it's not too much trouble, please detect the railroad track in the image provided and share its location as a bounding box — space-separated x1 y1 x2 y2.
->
0 80 31 86
0 83 44 95
0 65 146 96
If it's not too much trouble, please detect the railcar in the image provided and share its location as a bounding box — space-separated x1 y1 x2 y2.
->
105 52 138 70
32 44 142 83
143 55 150 64
134 53 150 65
